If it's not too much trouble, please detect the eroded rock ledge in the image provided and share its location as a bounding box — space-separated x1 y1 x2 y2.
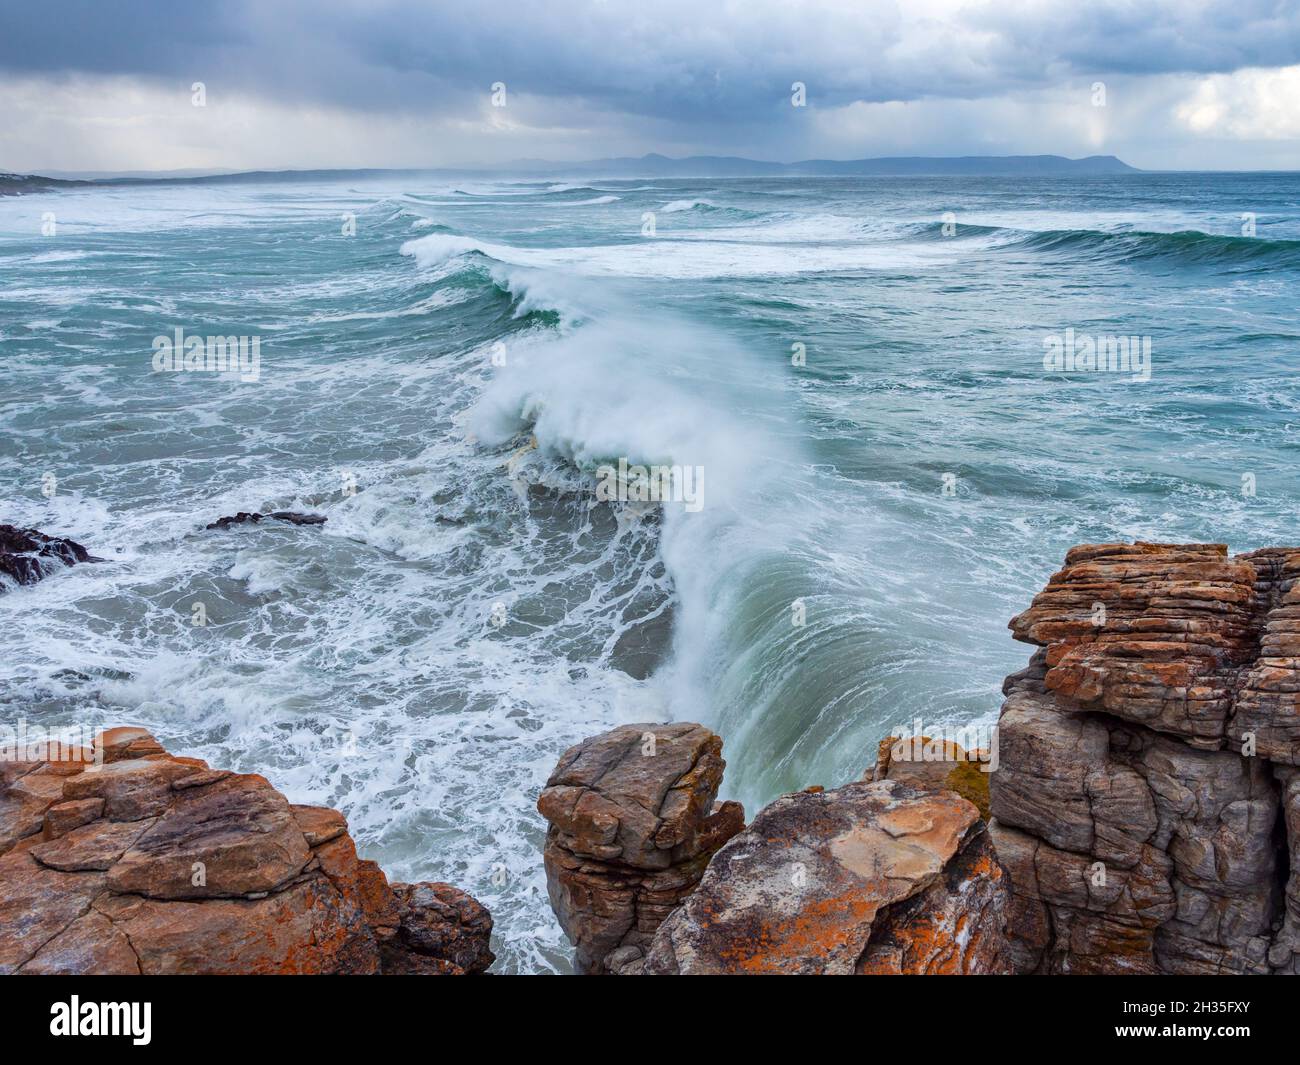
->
990 541 1300 974
0 727 492 974
539 724 1011 974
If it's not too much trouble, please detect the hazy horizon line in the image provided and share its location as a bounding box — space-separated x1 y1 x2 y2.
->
10 152 1300 183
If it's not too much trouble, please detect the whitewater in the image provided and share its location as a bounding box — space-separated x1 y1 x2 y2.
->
2 172 1299 971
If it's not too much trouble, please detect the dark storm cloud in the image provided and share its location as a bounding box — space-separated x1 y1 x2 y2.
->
972 0 1300 78
2 0 1298 123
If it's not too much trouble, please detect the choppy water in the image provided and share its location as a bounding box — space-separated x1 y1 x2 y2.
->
2 172 1299 971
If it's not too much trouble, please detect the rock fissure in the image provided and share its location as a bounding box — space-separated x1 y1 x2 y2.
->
541 729 1014 975
992 542 1300 973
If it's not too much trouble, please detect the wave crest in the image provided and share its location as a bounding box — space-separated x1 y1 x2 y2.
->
1013 227 1300 267
660 198 716 213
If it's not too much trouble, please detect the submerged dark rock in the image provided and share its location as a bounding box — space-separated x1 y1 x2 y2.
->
205 511 327 530
0 525 99 590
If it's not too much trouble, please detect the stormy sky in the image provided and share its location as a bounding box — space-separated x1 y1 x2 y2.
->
1 0 1298 173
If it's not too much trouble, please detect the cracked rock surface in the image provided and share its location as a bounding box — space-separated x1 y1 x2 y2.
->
537 722 745 974
640 778 1011 974
540 724 1012 975
992 541 1300 973
0 727 493 974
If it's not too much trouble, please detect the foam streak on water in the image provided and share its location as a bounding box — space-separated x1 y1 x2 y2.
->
2 173 1299 971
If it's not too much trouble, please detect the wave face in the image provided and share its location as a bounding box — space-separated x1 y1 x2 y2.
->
1011 226 1300 268
3 172 1300 971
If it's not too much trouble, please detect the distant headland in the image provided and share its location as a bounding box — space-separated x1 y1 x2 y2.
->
0 153 1140 195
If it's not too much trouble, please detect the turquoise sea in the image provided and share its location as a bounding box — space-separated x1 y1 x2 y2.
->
2 171 1299 970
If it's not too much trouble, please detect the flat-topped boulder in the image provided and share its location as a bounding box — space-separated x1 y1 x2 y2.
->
1008 541 1260 746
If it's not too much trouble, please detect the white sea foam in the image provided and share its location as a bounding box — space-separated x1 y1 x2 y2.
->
7 173 1299 977
401 228 960 279
660 198 715 213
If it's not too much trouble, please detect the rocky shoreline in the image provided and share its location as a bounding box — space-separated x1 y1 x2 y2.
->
991 542 1299 974
534 540 1300 975
4 537 1297 974
0 727 492 974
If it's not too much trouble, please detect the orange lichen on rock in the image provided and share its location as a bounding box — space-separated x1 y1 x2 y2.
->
638 778 1011 975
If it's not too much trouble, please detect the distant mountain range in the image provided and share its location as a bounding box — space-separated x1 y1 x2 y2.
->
534 153 1140 176
1 153 1139 194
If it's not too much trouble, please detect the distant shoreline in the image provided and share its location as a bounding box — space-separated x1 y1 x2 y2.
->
3 153 1140 195
7 157 1300 198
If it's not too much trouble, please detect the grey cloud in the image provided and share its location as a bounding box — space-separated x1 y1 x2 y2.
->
0 1 246 74
1 0 1298 123
972 0 1300 78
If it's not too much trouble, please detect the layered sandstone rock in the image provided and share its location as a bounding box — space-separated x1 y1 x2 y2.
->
0 727 493 974
537 722 744 974
639 779 1011 975
992 541 1300 974
0 524 98 590
540 723 1012 975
